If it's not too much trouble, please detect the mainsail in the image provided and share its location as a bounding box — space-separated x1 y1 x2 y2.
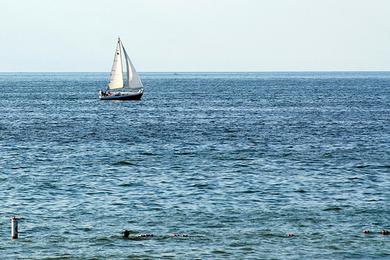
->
108 40 124 89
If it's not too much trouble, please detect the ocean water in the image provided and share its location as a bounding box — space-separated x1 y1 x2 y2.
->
0 72 389 259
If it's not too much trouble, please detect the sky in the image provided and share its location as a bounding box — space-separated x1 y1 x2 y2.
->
1 0 390 72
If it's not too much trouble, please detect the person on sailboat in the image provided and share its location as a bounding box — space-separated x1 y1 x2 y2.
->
100 90 112 96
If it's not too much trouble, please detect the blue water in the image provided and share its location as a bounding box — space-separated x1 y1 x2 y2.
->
0 72 389 259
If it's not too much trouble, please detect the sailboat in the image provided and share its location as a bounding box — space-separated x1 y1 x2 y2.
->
99 37 144 100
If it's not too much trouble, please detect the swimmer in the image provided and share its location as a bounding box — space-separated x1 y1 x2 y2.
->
381 229 389 235
122 230 130 238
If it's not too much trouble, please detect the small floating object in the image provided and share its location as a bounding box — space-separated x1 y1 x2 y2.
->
128 233 154 240
10 216 18 240
139 233 154 237
381 229 389 235
122 231 155 240
362 230 370 234
287 233 295 237
173 233 189 237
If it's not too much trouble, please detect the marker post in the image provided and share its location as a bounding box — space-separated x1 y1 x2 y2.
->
11 216 18 239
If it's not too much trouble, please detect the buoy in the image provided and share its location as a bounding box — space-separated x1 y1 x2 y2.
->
173 233 189 237
11 216 18 239
139 234 154 237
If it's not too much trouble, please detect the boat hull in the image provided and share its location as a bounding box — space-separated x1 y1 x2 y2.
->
99 90 143 100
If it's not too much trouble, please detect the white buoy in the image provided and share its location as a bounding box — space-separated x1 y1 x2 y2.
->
11 216 18 239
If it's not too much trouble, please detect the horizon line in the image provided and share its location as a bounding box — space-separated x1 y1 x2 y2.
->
1 70 390 73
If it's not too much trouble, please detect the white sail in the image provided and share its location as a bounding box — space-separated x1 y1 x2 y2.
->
108 40 124 89
122 46 144 90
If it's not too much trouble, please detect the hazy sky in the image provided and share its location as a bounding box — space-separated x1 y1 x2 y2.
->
1 0 390 72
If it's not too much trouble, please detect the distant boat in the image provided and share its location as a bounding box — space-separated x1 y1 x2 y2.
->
99 37 144 100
